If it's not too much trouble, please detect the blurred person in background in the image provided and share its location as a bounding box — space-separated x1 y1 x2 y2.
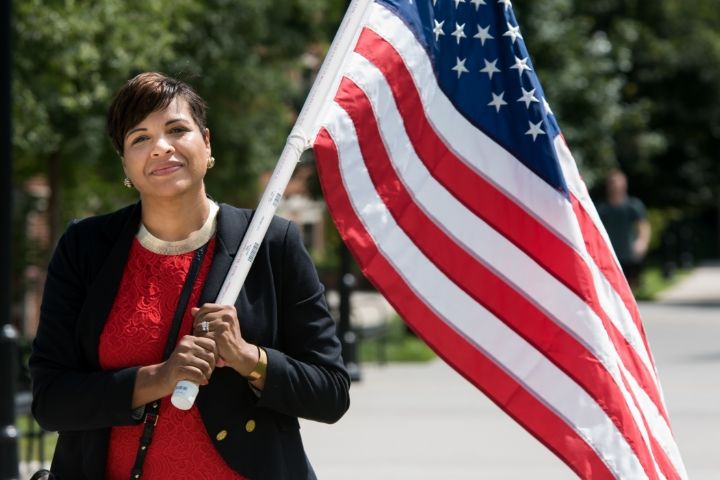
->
597 169 651 289
29 72 350 480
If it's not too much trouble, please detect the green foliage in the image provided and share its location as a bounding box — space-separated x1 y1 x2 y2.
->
633 265 689 301
12 0 344 225
13 0 201 223
359 316 436 363
609 0 720 213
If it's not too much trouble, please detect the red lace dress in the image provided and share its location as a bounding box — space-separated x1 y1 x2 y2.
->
99 238 247 480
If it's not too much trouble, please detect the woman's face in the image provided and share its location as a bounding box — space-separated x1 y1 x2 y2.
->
122 97 211 200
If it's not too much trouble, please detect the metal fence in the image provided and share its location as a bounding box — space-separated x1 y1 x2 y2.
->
15 391 54 478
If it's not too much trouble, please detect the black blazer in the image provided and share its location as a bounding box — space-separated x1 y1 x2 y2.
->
29 202 350 479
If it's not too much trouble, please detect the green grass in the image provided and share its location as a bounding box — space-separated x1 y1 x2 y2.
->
17 414 57 463
633 265 690 301
358 315 436 363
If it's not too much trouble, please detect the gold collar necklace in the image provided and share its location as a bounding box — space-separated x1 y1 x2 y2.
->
137 201 219 255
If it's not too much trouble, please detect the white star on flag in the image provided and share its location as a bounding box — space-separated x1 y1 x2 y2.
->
451 23 467 44
503 23 523 44
488 91 507 112
473 25 493 45
517 87 539 108
480 58 500 79
543 97 553 116
433 19 445 41
470 0 487 9
525 120 546 141
452 57 469 78
510 55 532 76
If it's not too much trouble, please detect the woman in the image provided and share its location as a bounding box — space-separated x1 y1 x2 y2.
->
29 72 350 479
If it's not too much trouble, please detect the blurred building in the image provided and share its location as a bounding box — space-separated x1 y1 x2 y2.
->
19 175 51 337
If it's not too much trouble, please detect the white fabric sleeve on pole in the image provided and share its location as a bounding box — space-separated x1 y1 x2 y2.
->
295 0 374 145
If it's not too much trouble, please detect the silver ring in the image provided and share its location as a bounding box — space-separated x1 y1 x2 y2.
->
200 320 210 333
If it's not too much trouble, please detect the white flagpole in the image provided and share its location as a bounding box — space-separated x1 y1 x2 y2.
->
171 0 374 410
216 0 373 305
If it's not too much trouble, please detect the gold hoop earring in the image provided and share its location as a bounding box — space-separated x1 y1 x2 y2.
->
207 156 215 169
123 177 134 189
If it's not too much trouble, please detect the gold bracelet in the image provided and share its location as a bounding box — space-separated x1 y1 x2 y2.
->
245 345 267 382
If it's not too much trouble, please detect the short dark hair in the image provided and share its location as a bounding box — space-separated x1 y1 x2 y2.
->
107 72 208 155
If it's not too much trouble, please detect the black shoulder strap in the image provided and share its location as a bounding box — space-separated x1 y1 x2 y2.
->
130 244 207 480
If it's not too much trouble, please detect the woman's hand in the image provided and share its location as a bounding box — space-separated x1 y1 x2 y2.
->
132 335 216 408
191 304 258 377
159 335 217 389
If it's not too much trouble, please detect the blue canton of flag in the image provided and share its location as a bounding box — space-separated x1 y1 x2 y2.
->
381 0 567 193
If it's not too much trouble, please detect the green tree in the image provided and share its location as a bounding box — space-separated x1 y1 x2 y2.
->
13 0 344 248
13 0 200 245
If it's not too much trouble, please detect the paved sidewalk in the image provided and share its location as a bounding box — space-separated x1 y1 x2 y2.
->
656 261 720 305
301 360 576 479
301 263 720 479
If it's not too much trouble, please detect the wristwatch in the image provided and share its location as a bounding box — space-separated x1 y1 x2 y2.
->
245 345 267 382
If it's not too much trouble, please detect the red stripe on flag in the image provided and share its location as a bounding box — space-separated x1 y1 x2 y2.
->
354 27 668 425
617 369 683 480
314 127 617 480
333 76 664 480
570 196 657 377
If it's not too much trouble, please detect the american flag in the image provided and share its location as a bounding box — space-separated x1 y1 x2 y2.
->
312 1 686 478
